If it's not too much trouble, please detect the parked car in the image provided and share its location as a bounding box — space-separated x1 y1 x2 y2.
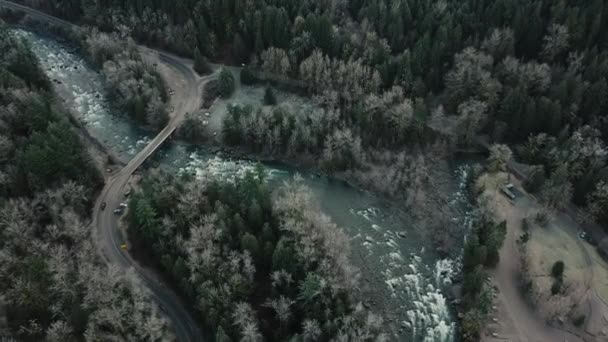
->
113 208 123 215
501 184 516 201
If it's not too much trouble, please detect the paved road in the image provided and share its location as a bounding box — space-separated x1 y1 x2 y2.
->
0 1 207 340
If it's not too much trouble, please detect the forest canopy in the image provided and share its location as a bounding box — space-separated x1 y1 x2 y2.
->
15 1 608 214
127 169 385 341
0 22 175 341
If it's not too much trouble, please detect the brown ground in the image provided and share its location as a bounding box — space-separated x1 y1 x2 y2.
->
477 172 608 341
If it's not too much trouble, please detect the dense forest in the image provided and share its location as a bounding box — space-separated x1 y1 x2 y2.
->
5 0 608 340
15 0 608 222
0 22 175 341
127 169 384 341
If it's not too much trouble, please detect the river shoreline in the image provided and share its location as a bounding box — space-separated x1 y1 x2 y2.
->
7 19 475 212
14 25 474 341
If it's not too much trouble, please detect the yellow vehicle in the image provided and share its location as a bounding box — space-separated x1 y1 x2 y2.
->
120 244 128 250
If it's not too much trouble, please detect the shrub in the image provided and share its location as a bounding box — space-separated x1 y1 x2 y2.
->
519 232 530 244
462 310 483 342
218 68 235 98
523 165 546 193
551 260 565 278
535 210 549 227
522 280 533 294
522 218 530 233
463 265 486 296
240 66 256 85
482 220 507 268
202 79 220 108
519 218 530 244
263 85 277 105
551 279 562 295
573 314 586 327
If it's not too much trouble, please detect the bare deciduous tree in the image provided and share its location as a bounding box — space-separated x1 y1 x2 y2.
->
542 24 570 62
482 28 515 60
455 99 488 146
261 47 291 76
487 144 513 173
445 48 500 108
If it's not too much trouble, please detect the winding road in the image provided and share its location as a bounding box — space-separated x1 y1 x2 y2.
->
92 53 207 342
0 1 209 340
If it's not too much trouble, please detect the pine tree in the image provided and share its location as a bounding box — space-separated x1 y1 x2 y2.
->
263 85 277 105
197 18 213 57
216 326 232 342
218 68 236 98
232 33 249 64
193 47 211 75
388 3 404 49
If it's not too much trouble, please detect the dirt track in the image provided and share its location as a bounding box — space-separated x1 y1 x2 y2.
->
480 175 587 342
480 173 608 341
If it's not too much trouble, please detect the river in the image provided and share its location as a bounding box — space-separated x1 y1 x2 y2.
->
14 28 475 342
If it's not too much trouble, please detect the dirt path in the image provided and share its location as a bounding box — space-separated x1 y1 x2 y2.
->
479 175 586 342
487 200 583 341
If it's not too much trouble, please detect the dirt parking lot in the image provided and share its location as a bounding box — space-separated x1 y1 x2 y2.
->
478 172 608 341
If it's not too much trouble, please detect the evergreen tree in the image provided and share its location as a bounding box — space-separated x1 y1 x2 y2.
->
193 47 211 75
240 66 256 85
197 18 213 57
218 68 236 98
232 33 250 64
263 85 277 105
216 326 232 342
241 233 260 259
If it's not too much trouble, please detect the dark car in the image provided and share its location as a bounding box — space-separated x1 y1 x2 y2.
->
101 202 106 210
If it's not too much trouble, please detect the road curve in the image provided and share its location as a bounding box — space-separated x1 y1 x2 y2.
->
0 1 205 340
